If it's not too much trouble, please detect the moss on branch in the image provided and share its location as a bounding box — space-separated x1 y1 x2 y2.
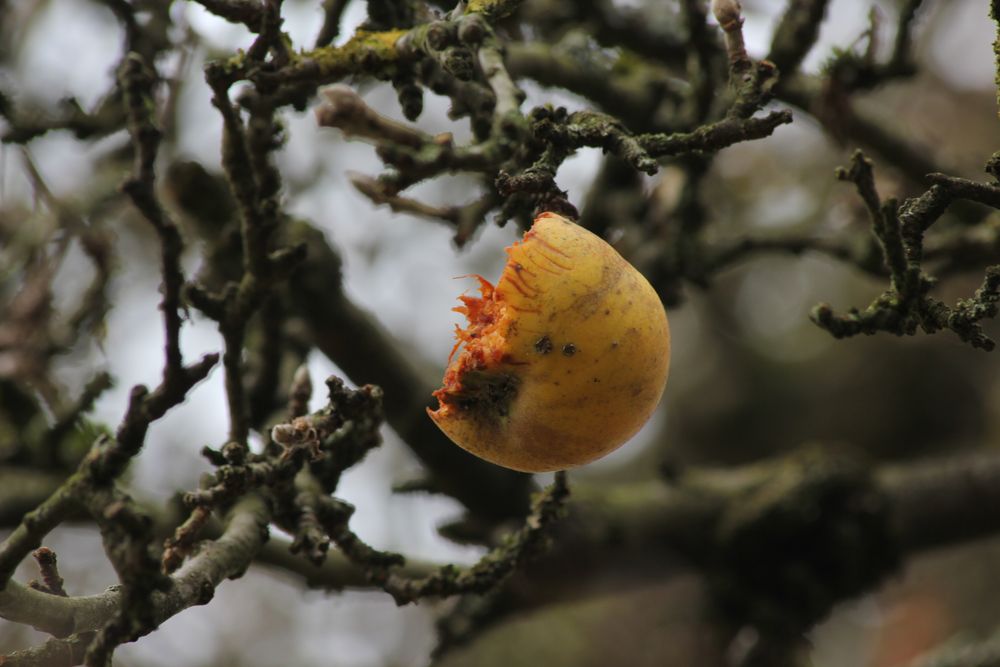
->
811 152 1000 350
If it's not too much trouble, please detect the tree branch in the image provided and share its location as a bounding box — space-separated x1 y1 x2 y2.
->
0 495 269 640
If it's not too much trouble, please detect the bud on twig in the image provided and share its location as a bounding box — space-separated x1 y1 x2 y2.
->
711 0 742 30
289 364 313 418
711 0 752 74
316 84 430 148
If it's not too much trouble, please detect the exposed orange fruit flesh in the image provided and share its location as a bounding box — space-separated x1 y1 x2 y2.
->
429 212 671 473
432 225 560 413
434 275 513 408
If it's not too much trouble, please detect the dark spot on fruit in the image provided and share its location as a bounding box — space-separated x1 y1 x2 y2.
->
534 335 553 354
604 309 611 315
611 341 620 349
442 370 520 419
562 343 577 356
592 377 599 383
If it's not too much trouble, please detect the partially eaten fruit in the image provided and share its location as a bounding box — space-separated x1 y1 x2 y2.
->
428 212 671 473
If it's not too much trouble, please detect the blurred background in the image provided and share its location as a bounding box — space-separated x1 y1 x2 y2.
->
2 0 1000 665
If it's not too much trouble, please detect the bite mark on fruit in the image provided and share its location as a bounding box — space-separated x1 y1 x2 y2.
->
441 369 519 418
434 273 521 422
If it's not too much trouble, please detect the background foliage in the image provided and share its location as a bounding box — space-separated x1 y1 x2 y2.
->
2 0 1000 665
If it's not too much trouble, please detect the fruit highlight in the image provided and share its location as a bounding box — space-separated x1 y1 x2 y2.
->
428 212 671 472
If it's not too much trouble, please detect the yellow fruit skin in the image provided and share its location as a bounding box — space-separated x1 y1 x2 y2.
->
429 212 671 472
